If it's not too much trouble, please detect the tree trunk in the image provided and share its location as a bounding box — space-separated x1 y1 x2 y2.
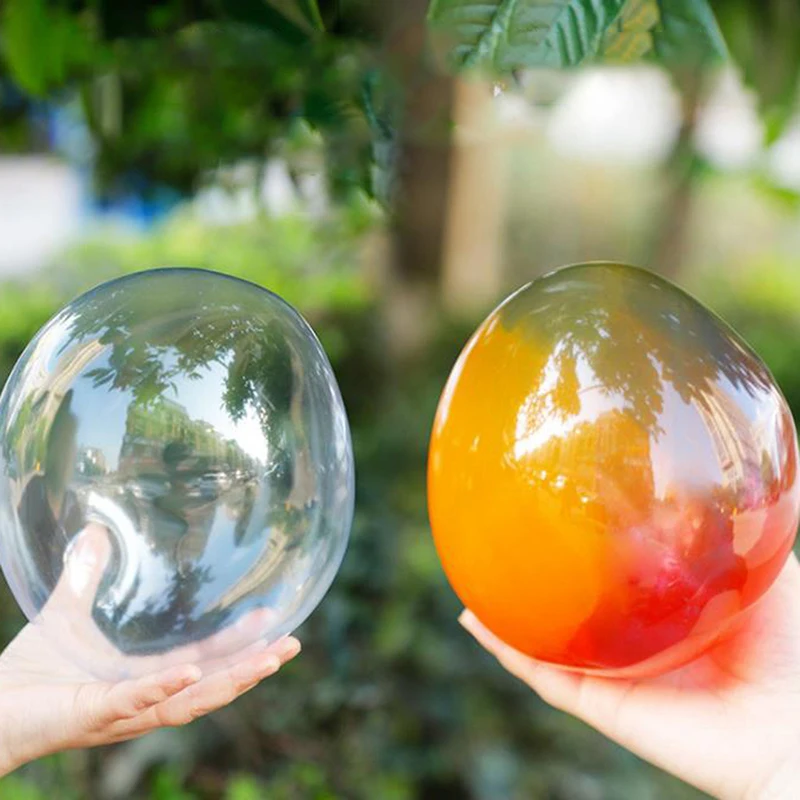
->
380 0 456 359
441 78 507 315
647 74 704 279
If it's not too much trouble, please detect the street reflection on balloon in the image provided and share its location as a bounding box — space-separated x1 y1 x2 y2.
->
429 262 800 677
0 269 354 679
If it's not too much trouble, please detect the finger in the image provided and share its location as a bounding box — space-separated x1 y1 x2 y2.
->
147 638 300 728
458 610 582 710
35 525 122 666
76 664 203 735
110 637 301 736
460 610 654 742
188 632 301 677
45 524 112 617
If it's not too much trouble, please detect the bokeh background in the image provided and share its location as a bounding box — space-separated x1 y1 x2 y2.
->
0 1 799 798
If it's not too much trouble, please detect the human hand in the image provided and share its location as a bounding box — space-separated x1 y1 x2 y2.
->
460 554 800 800
0 524 300 775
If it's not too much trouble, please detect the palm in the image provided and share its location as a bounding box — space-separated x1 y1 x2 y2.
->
0 525 300 774
0 618 101 683
461 555 800 799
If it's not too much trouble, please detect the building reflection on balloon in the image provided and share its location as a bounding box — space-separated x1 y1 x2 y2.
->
429 263 800 677
0 269 353 679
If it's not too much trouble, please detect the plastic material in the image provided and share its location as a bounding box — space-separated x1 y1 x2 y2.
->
429 263 800 677
0 269 354 679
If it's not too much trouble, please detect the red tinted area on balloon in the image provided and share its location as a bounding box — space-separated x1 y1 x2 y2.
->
428 263 800 677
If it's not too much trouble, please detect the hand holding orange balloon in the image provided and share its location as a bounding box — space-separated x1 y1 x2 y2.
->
429 263 800 678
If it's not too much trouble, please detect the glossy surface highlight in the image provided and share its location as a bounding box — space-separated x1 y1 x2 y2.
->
429 263 800 676
0 269 354 679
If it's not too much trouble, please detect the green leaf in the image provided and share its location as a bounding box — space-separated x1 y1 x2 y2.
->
2 0 46 94
427 0 726 72
99 0 325 41
294 0 326 32
211 0 315 44
751 174 800 211
710 0 800 144
225 776 265 800
651 0 727 67
2 0 95 95
265 0 326 33
601 0 659 62
427 0 629 72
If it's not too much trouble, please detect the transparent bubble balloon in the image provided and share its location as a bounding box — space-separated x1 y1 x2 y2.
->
429 262 800 678
0 268 354 680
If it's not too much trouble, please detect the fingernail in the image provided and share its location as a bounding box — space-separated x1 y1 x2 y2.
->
283 639 302 659
235 652 280 683
65 547 97 594
183 665 203 684
459 612 497 651
64 532 91 564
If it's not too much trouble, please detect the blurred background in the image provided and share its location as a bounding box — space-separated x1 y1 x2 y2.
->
1 1 799 797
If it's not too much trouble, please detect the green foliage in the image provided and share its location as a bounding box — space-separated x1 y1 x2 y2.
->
0 754 83 800
428 0 628 70
0 0 796 205
2 0 99 96
266 0 327 34
693 259 800 419
228 764 338 799
600 0 725 66
0 1 379 199
649 0 727 67
0 284 59 388
0 775 50 800
56 211 373 313
224 775 265 800
428 0 725 72
601 0 660 62
710 0 800 143
151 767 196 800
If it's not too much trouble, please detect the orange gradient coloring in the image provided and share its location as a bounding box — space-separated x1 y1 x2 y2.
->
428 264 800 676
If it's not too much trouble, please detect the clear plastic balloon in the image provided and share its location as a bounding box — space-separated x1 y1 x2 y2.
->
0 269 354 679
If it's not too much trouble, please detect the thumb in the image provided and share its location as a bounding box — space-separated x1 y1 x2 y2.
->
44 523 113 618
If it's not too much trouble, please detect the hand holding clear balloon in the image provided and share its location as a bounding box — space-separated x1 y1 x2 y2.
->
0 524 300 775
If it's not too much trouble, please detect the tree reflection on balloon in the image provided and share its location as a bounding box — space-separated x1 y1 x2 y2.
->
429 263 800 675
0 270 352 676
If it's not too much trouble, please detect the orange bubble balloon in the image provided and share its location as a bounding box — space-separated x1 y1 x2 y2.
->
428 263 800 677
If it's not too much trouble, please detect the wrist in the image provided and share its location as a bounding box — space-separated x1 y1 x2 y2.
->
0 715 42 778
0 742 23 778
